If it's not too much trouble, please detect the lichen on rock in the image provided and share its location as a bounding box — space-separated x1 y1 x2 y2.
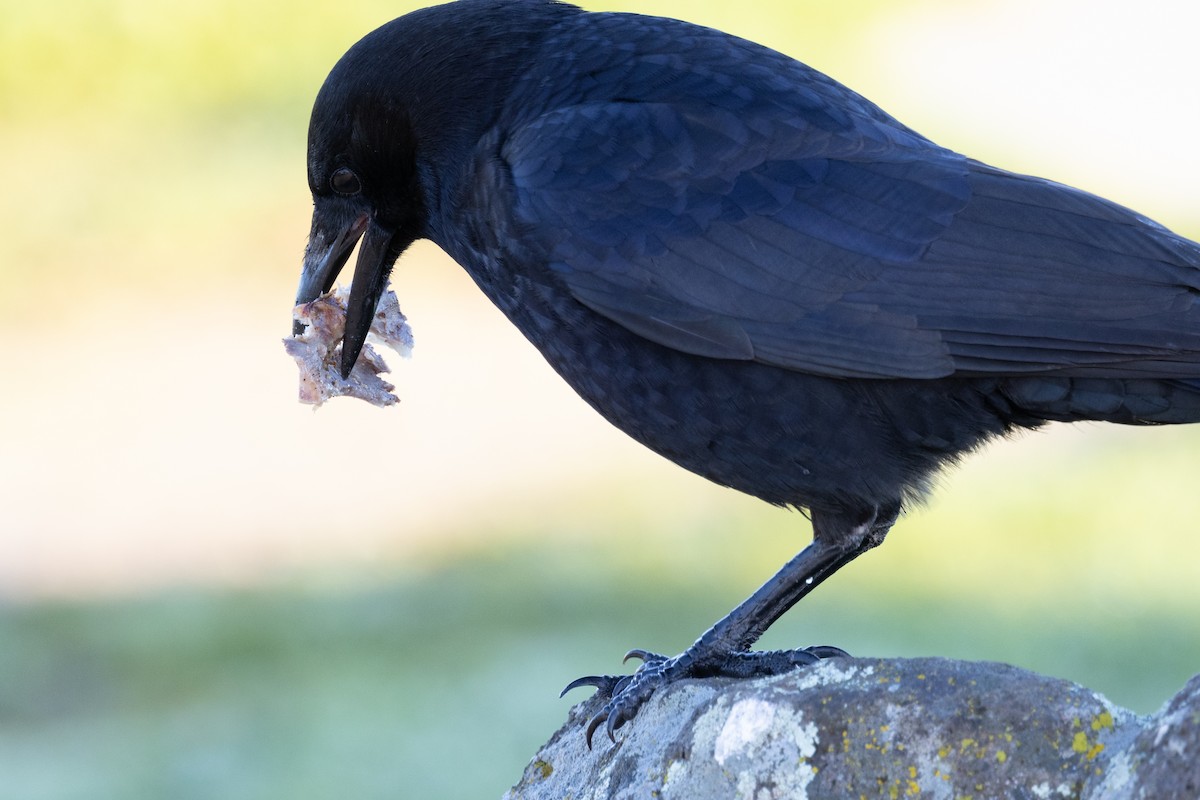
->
504 657 1199 800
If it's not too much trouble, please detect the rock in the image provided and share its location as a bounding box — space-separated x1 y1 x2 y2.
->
1098 671 1200 799
503 657 1200 800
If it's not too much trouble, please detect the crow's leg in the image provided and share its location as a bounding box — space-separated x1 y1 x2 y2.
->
563 499 900 748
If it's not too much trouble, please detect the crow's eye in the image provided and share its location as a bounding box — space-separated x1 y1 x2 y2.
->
330 167 362 195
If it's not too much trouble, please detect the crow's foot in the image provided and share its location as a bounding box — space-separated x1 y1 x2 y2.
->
562 644 850 748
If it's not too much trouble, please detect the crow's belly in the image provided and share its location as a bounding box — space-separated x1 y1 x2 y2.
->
523 304 1014 511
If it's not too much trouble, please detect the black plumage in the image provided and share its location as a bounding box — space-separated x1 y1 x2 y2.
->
294 0 1200 745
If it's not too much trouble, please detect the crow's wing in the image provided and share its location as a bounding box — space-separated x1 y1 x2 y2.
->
500 57 1200 380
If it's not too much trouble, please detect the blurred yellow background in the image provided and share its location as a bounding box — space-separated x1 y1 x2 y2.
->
1 1 1199 797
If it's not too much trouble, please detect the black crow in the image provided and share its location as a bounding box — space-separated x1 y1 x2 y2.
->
295 0 1200 746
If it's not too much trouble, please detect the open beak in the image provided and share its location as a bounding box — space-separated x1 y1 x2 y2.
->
294 206 397 378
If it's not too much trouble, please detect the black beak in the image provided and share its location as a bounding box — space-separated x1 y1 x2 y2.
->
294 206 398 378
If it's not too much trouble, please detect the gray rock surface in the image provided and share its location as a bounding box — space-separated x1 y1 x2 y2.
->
504 657 1200 800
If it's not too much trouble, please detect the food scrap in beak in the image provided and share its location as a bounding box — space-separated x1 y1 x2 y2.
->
284 283 413 408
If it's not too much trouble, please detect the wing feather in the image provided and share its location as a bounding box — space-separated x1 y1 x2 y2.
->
494 15 1200 379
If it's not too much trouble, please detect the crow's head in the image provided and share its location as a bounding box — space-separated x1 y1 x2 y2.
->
294 26 425 379
295 0 579 378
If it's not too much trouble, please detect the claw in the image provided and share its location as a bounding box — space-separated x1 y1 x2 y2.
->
606 708 622 742
561 674 619 698
585 711 609 750
622 648 664 665
804 645 852 659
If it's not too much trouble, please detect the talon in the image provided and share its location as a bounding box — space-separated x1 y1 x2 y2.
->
605 708 623 742
560 675 618 698
622 648 661 664
791 649 820 667
804 645 852 659
585 712 609 750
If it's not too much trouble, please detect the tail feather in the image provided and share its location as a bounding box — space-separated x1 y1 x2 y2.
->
1002 376 1200 425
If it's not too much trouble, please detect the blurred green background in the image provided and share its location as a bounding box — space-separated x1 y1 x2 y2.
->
2 0 1199 798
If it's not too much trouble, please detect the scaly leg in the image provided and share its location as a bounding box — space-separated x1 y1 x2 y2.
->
563 500 900 747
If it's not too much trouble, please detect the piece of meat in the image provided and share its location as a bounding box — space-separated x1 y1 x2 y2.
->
284 284 413 407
